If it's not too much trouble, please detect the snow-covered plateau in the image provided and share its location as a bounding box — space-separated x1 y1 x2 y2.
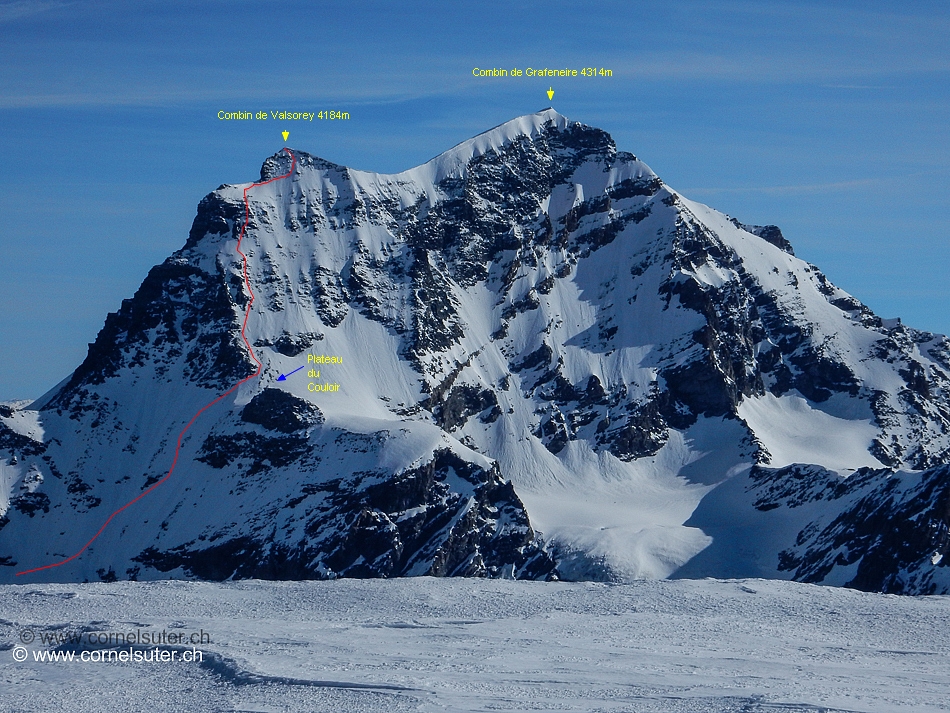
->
1 109 949 592
2 577 948 712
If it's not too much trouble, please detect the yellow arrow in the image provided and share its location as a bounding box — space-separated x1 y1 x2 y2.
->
547 87 554 101
282 130 290 142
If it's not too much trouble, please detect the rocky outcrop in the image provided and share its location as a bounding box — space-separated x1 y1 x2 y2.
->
750 463 950 594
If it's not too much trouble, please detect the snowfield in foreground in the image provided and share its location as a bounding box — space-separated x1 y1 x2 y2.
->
1 578 947 712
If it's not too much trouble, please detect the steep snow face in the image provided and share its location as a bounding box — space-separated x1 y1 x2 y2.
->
2 109 950 590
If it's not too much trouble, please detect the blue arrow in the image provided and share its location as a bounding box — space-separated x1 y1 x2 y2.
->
276 364 306 381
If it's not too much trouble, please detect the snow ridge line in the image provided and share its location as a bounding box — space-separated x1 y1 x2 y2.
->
15 149 298 577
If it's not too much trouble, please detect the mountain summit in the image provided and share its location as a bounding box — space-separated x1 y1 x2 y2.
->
2 110 949 592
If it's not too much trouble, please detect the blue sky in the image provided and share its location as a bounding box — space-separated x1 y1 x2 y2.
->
1 0 948 399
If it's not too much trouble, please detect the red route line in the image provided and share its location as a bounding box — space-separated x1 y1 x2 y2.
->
16 148 297 577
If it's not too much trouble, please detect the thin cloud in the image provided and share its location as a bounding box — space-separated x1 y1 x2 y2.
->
683 178 881 197
684 167 949 197
821 84 896 90
0 58 463 109
0 84 447 109
609 50 950 84
0 0 71 22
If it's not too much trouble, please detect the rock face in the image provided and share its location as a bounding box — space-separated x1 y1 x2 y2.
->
135 449 554 581
754 463 950 594
1 109 949 591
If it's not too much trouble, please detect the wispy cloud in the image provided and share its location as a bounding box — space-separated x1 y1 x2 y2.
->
683 167 949 197
0 0 71 23
0 84 449 110
683 178 882 197
609 49 950 85
0 38 473 109
821 85 896 90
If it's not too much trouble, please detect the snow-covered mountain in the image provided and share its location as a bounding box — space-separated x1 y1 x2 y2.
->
2 109 949 592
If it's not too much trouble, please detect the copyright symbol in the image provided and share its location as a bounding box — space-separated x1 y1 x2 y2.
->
19 629 35 644
12 646 28 662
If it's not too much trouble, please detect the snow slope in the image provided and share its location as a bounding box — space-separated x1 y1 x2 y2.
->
2 577 948 712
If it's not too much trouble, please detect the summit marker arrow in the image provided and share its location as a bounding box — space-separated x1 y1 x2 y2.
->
282 130 290 142
547 87 554 101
